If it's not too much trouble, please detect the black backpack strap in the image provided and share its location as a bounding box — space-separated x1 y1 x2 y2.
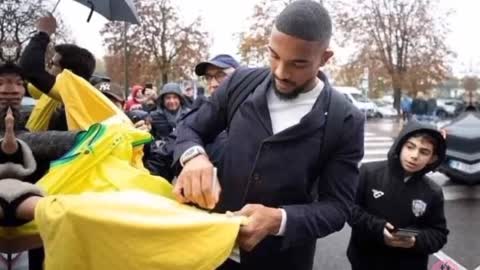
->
318 89 348 167
226 68 270 129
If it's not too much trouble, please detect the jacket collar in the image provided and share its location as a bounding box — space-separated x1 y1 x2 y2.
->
248 70 332 142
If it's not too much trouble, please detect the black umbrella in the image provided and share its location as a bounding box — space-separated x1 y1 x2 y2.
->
53 0 140 24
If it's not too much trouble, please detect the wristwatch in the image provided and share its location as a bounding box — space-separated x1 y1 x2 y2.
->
180 146 206 166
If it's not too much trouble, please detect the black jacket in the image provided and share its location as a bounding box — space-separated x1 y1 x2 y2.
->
347 121 448 270
20 32 55 93
175 68 364 270
411 98 429 115
20 32 68 130
191 96 227 170
150 107 190 140
143 97 226 181
150 86 190 140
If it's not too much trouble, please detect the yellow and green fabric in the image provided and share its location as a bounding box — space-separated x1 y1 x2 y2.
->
27 70 130 132
3 72 244 269
36 191 243 270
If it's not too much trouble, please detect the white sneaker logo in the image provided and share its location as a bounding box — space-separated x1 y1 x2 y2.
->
372 189 384 199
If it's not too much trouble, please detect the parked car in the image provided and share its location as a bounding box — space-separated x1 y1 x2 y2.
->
335 86 377 118
373 100 398 118
438 110 480 184
435 98 464 118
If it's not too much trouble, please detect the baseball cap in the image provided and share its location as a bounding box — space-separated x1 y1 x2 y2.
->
194 54 239 76
94 81 125 103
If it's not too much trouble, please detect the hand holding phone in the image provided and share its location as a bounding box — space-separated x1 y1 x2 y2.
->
393 228 420 239
384 223 417 249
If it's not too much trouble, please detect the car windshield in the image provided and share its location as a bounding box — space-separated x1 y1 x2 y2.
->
351 93 370 102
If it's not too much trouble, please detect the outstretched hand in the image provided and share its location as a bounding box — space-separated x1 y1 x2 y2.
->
1 107 18 154
36 14 57 36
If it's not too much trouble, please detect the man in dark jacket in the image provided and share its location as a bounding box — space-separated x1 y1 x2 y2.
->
347 121 448 270
192 54 240 169
173 1 364 269
150 82 190 140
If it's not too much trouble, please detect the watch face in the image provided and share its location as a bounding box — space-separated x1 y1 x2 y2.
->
185 148 196 157
182 147 200 165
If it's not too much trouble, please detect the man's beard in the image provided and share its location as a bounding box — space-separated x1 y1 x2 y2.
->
272 77 306 101
0 105 22 132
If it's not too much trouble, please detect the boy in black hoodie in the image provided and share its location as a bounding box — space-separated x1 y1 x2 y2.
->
347 121 449 270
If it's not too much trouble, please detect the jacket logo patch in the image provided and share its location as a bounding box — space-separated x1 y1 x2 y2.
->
412 199 427 217
372 189 384 199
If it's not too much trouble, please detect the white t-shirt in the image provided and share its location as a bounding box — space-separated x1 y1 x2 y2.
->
267 80 325 134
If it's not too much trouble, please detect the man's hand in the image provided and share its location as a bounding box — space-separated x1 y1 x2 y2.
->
234 204 283 252
383 222 416 249
173 155 220 209
133 120 151 132
36 15 57 36
1 107 18 154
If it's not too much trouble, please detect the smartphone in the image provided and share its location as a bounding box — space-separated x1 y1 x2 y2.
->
393 228 420 238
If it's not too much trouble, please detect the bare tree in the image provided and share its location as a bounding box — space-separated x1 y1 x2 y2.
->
333 0 453 111
101 0 209 86
0 0 72 62
237 0 294 66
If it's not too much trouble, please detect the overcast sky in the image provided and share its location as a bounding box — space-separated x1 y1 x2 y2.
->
55 0 480 76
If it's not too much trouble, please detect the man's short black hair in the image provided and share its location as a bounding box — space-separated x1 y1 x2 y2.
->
275 0 332 44
54 44 96 80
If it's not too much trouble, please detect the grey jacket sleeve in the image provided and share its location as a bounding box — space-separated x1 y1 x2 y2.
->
18 131 77 162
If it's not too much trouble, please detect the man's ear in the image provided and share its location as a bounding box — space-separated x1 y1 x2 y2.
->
320 49 334 66
428 155 438 165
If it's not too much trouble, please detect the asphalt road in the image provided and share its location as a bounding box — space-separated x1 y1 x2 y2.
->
313 200 479 270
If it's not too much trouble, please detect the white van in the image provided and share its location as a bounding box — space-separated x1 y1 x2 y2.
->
334 86 377 117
